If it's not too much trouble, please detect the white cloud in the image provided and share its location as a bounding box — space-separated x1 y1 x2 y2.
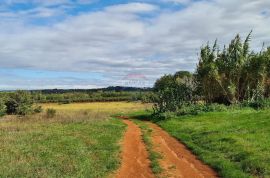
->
105 3 159 13
162 0 191 5
0 0 270 89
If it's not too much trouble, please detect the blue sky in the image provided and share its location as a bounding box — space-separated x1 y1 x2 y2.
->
0 0 270 89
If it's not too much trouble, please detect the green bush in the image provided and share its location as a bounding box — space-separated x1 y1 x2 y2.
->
5 91 33 115
176 103 227 116
242 99 270 109
33 105 43 113
46 108 56 118
0 99 7 116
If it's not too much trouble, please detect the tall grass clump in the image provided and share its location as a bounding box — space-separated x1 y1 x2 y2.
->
46 108 56 118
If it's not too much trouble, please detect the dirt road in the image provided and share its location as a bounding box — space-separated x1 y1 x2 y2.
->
115 118 218 178
115 119 154 178
149 122 218 178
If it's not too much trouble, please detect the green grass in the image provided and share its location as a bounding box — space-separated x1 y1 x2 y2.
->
0 118 125 178
132 119 163 175
0 102 152 178
155 109 270 178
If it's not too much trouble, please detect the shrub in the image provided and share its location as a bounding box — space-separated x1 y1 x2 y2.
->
5 91 33 115
46 108 56 118
0 99 6 116
176 103 227 116
204 103 227 112
33 105 43 113
242 99 270 109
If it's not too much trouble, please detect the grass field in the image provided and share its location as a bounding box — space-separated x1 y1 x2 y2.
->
155 109 270 178
0 102 150 178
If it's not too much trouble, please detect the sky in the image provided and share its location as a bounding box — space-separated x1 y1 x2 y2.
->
0 0 270 90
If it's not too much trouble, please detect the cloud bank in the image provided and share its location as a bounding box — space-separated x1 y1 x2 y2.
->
0 0 270 89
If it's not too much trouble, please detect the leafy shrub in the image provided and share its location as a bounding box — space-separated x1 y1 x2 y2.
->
0 99 7 116
46 108 56 118
5 91 33 115
155 111 177 120
242 99 270 109
33 105 43 113
204 103 227 112
176 103 227 116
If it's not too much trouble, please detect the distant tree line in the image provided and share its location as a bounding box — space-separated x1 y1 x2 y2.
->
31 91 151 103
152 32 270 113
0 89 152 117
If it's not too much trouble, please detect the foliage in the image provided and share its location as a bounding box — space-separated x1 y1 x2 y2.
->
0 99 7 116
241 99 270 109
31 91 151 103
33 105 43 113
46 108 56 118
196 32 270 104
5 91 33 115
152 32 270 115
176 103 227 116
152 71 196 113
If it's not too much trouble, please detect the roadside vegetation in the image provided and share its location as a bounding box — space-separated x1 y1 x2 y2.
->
140 32 270 178
151 32 270 115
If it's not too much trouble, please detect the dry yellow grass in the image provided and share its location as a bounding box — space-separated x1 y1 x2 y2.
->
41 101 151 114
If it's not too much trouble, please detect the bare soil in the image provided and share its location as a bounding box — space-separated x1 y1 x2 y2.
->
115 119 154 178
114 118 218 178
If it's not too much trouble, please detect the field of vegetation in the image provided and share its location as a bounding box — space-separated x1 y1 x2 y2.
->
0 102 150 177
156 109 270 178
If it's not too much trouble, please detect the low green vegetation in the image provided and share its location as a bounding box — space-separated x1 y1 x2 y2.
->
132 119 163 175
0 102 151 177
154 109 270 178
0 117 125 177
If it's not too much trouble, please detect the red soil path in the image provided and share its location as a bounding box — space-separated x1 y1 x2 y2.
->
115 117 218 178
115 119 154 178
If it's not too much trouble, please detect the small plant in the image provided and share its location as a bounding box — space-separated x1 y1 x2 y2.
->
46 108 56 118
34 105 43 113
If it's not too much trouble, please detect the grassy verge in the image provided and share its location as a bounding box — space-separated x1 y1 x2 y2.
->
0 102 150 177
154 109 270 178
132 119 163 175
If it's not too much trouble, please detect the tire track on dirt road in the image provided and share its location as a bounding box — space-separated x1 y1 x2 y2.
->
115 117 217 178
115 119 154 178
148 122 218 178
